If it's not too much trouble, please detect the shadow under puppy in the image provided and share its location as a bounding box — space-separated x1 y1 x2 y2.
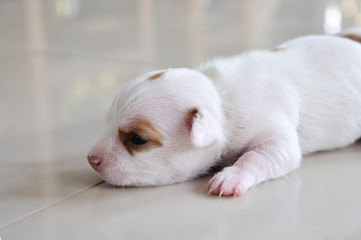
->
88 29 361 197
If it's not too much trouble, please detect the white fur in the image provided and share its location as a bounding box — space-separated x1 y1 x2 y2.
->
88 30 361 197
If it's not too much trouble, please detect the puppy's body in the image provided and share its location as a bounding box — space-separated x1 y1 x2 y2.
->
88 32 361 197
204 35 361 155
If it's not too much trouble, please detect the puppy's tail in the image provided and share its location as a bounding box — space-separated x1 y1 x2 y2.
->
337 28 361 43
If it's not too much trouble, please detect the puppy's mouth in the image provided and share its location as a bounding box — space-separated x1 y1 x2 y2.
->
96 164 172 187
89 161 141 187
94 167 127 186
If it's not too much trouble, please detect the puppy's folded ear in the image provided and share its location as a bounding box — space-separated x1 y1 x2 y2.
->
187 108 225 148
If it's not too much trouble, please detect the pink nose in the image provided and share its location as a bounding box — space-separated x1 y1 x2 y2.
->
88 153 101 170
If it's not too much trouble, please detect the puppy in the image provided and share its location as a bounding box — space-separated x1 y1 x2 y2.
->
88 30 361 197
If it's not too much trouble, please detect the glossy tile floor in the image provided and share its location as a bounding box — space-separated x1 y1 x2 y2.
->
1 0 361 239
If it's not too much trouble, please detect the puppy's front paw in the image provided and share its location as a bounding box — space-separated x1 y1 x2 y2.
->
207 166 251 197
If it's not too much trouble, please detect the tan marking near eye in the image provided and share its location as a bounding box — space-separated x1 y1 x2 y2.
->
131 118 163 146
118 118 163 156
148 71 166 81
343 34 361 44
271 47 285 52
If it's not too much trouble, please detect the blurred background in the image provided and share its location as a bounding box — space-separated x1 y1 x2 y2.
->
1 1 361 239
1 0 359 158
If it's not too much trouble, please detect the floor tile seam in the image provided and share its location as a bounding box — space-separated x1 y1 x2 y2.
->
0 181 104 230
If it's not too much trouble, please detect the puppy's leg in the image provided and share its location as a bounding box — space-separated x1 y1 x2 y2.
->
208 125 301 197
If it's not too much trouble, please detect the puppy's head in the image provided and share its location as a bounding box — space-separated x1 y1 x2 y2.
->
88 68 226 186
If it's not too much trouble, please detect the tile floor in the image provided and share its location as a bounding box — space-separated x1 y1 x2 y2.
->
1 0 361 239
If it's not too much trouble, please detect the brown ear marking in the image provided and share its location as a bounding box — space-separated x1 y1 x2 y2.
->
118 118 163 156
343 34 361 44
271 47 285 52
148 71 166 81
186 108 199 131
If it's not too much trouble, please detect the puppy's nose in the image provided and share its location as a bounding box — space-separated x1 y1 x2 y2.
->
87 153 101 170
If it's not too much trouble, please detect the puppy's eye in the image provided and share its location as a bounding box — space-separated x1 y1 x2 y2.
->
130 133 148 145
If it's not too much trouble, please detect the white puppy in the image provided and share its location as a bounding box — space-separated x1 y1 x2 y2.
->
88 30 361 197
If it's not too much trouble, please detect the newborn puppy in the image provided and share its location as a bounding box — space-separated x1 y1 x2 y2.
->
88 30 361 197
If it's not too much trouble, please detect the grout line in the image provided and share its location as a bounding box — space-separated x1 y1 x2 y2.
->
0 181 105 229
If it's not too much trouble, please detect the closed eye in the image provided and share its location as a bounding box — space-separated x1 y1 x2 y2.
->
130 133 148 145
118 118 163 156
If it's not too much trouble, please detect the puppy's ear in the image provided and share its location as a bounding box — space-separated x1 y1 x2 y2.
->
187 108 225 148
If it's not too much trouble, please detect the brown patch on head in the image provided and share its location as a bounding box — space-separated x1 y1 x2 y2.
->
186 108 199 131
148 71 166 81
343 34 361 44
271 47 285 52
118 118 163 156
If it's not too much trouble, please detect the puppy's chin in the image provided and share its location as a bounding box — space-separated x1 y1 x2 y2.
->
102 177 176 188
95 166 175 187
